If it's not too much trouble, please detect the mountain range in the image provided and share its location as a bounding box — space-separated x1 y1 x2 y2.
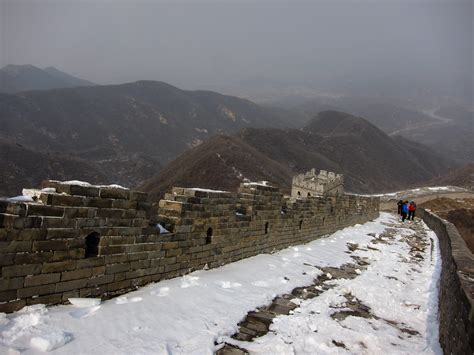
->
0 80 296 195
0 64 94 93
267 96 473 164
0 67 462 198
140 111 452 201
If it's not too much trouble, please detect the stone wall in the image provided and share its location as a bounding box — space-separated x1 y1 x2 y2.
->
420 208 474 354
0 180 379 313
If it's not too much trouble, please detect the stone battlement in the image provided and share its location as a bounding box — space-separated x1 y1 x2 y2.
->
291 169 344 198
0 179 379 313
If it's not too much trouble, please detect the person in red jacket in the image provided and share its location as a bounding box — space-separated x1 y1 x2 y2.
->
408 200 417 221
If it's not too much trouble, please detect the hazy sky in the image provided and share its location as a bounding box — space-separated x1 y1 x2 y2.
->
1 0 472 98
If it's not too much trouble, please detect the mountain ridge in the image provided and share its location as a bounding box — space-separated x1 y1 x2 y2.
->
140 111 452 200
0 64 94 93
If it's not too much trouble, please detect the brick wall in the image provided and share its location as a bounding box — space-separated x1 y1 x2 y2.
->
420 209 474 354
0 181 379 313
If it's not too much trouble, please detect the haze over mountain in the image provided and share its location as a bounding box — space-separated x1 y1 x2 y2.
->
0 64 94 93
267 96 474 164
2 2 471 104
140 111 452 201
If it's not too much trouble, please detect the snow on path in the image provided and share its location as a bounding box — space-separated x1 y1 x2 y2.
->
0 213 441 354
230 214 442 354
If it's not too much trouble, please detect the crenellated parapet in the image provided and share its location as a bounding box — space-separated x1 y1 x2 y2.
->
0 179 378 313
291 169 344 198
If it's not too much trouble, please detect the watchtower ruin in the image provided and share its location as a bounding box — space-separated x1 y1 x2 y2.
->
291 169 344 198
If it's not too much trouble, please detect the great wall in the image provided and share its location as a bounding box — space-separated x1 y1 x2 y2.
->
0 170 379 313
1 171 472 354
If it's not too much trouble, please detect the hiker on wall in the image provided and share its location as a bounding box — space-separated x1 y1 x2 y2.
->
408 200 417 221
397 200 403 215
401 201 409 222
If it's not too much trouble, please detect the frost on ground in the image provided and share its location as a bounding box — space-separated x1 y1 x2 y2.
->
0 213 441 354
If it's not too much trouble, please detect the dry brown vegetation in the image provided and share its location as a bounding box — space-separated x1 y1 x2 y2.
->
420 198 474 253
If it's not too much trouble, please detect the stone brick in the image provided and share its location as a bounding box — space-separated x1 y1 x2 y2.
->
15 229 47 241
64 207 95 218
106 263 130 275
130 260 150 270
32 240 69 252
99 245 124 255
0 289 16 302
87 274 114 287
14 251 53 264
52 249 85 261
18 283 56 298
92 266 106 276
27 204 65 217
0 201 27 216
162 241 179 250
69 185 100 197
97 209 124 219
107 280 132 292
0 240 32 253
76 257 105 269
27 293 63 306
85 198 113 209
42 193 86 207
75 218 106 228
127 252 149 261
129 191 148 202
0 299 26 313
11 216 43 229
79 285 107 298
132 219 149 227
100 187 130 200
105 254 128 264
122 209 138 219
2 263 42 277
46 228 79 240
112 199 137 210
166 248 182 257
42 260 77 273
41 217 75 228
55 279 88 292
0 277 24 291
24 273 61 287
105 218 131 227
61 268 92 281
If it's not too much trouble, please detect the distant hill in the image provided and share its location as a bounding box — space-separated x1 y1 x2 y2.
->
0 80 294 196
139 135 293 202
0 64 94 93
0 138 109 197
269 96 474 164
140 111 452 200
426 163 474 191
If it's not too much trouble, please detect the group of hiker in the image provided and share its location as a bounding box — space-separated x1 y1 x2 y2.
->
397 200 417 222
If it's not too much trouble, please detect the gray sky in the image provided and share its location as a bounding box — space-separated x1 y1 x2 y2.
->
1 0 472 99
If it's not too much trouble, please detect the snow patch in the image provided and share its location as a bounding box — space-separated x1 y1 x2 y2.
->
30 331 72 352
68 298 101 308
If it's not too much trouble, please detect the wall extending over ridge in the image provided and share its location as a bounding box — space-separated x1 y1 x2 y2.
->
0 180 379 313
420 209 474 354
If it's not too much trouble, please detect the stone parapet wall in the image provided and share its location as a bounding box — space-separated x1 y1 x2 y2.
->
0 181 379 313
420 208 474 354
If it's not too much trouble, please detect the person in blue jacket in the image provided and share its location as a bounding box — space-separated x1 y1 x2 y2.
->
401 201 409 222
